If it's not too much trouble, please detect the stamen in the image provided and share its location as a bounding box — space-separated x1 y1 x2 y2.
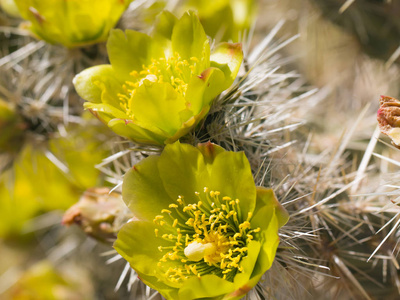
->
154 188 260 284
117 52 198 119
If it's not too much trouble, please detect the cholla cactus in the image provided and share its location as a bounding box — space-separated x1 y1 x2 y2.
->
4 1 400 300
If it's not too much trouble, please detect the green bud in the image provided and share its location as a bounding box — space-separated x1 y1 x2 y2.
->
63 187 133 243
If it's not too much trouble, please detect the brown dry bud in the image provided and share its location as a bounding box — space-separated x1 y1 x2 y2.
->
377 95 400 149
62 187 133 243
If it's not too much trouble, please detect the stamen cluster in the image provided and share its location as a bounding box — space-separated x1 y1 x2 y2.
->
118 53 203 119
153 187 260 283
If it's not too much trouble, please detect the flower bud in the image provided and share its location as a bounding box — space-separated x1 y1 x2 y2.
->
62 187 132 243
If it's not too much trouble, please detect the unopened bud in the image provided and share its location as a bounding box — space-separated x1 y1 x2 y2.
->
62 187 133 243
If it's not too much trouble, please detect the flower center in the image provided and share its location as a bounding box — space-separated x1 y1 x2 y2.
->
153 188 260 284
117 52 201 119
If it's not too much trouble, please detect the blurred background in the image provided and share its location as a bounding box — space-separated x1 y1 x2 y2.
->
1 0 400 299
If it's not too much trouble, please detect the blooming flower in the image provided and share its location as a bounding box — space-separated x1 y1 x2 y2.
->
114 141 289 299
73 11 243 145
13 0 132 48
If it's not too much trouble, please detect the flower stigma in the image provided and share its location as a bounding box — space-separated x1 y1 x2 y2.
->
153 188 261 283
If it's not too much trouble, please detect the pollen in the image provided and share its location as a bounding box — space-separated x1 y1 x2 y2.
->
153 188 260 284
